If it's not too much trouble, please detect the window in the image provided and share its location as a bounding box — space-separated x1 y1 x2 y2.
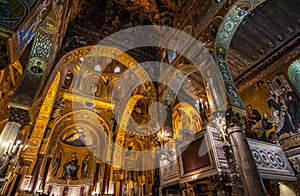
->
114 66 121 73
94 65 101 72
167 49 177 63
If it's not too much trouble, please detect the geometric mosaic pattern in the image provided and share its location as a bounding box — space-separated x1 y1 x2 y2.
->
249 139 296 181
288 155 300 173
285 147 300 175
214 0 266 114
31 26 55 61
252 147 286 169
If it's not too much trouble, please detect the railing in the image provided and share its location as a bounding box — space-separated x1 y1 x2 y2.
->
159 128 296 188
248 139 296 181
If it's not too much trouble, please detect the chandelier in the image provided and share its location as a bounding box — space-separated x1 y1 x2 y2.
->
152 103 174 147
153 125 173 147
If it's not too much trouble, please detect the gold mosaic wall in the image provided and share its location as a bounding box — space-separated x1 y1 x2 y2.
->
240 63 291 117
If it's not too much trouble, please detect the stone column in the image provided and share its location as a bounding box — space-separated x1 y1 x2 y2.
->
0 122 21 164
228 125 267 196
152 168 160 196
103 163 111 194
0 108 29 166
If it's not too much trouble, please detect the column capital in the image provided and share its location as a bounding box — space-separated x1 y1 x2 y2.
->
227 124 245 135
9 107 30 128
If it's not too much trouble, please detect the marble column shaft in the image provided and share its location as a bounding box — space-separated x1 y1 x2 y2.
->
228 125 267 196
0 122 22 165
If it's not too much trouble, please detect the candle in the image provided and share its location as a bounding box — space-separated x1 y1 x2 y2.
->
196 101 199 112
8 142 13 154
18 145 24 154
3 142 9 154
12 144 18 153
199 98 204 111
3 142 8 148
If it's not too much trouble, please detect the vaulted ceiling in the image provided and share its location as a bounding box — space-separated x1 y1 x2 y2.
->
0 0 299 115
59 0 233 102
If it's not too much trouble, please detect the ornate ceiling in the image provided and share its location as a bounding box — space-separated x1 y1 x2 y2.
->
0 1 299 194
230 0 300 87
56 0 233 107
57 0 300 98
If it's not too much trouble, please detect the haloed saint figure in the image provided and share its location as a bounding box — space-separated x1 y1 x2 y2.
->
28 58 45 75
62 152 79 180
30 61 43 74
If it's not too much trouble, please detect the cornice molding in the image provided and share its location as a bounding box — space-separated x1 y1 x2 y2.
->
237 35 300 92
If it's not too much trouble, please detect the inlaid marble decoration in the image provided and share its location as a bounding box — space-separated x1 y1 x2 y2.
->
285 146 300 175
248 139 296 181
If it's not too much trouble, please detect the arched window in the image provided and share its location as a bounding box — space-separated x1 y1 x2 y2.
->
167 49 177 63
94 65 101 72
167 39 177 63
114 66 121 73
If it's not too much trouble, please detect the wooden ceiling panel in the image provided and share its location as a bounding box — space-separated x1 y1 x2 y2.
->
229 0 300 84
